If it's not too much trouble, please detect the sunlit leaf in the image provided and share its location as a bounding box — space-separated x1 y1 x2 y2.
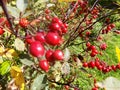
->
20 58 34 66
31 74 47 90
0 61 10 75
7 5 20 18
61 62 70 75
64 48 70 61
16 0 28 12
116 46 120 62
14 38 25 51
10 66 25 90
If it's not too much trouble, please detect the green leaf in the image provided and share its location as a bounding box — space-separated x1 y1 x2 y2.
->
16 0 28 12
31 74 47 90
20 58 34 66
22 11 33 18
7 5 20 18
14 38 25 51
0 61 10 75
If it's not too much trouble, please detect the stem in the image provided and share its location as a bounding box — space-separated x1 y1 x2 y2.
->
0 0 16 35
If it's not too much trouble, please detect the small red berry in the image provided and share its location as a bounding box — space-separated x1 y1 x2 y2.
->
88 61 95 68
39 60 49 72
29 41 45 57
19 18 29 27
53 50 64 60
92 87 98 90
0 27 4 35
100 43 107 50
45 32 60 46
25 35 35 44
45 50 54 62
111 65 116 71
52 17 63 26
83 62 88 67
49 23 61 32
34 32 46 43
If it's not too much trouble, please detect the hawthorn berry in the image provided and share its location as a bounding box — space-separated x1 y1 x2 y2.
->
49 23 61 32
45 50 54 62
29 41 45 57
0 27 4 35
83 62 88 67
19 18 29 27
53 50 64 60
45 32 60 46
100 43 107 50
39 60 49 72
34 32 46 43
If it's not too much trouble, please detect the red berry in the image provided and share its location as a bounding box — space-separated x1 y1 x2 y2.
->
19 18 29 27
53 50 64 60
83 62 88 67
52 17 63 26
25 35 35 44
34 32 46 43
90 52 96 57
88 61 95 68
100 43 107 50
110 23 115 28
0 27 4 35
86 42 91 47
29 41 45 57
116 64 120 69
64 85 69 90
45 32 60 46
97 65 103 70
111 65 116 71
45 50 54 62
64 23 68 28
92 87 98 90
95 60 100 67
39 60 49 72
45 9 50 14
49 23 61 32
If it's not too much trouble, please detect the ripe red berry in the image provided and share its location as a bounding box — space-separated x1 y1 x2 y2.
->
49 23 61 32
97 65 103 70
52 17 63 26
34 32 46 43
45 50 54 62
19 18 29 27
86 42 91 47
88 61 95 68
83 62 88 67
110 23 115 28
29 41 45 57
92 87 98 90
45 9 50 14
39 60 49 72
64 85 69 90
111 65 116 71
90 52 96 57
45 32 60 46
100 43 107 50
0 27 4 35
116 64 120 69
25 34 35 44
53 50 64 60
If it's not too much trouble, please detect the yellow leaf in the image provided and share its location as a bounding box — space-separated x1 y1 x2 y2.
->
10 66 25 90
5 49 18 58
116 46 120 63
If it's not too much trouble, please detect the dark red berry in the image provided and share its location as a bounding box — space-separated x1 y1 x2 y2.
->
100 43 107 50
0 27 4 35
39 60 49 72
45 50 54 62
34 32 46 43
53 50 64 60
83 62 88 67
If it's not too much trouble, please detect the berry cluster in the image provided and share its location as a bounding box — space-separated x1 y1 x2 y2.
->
83 58 120 73
24 17 67 72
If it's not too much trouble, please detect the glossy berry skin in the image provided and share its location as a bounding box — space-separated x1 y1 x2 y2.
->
49 23 61 32
0 27 4 35
88 61 95 68
45 32 60 46
53 50 64 60
83 62 88 67
39 60 49 72
34 32 46 43
29 41 45 57
19 18 29 27
52 17 63 26
111 65 116 71
45 50 54 62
